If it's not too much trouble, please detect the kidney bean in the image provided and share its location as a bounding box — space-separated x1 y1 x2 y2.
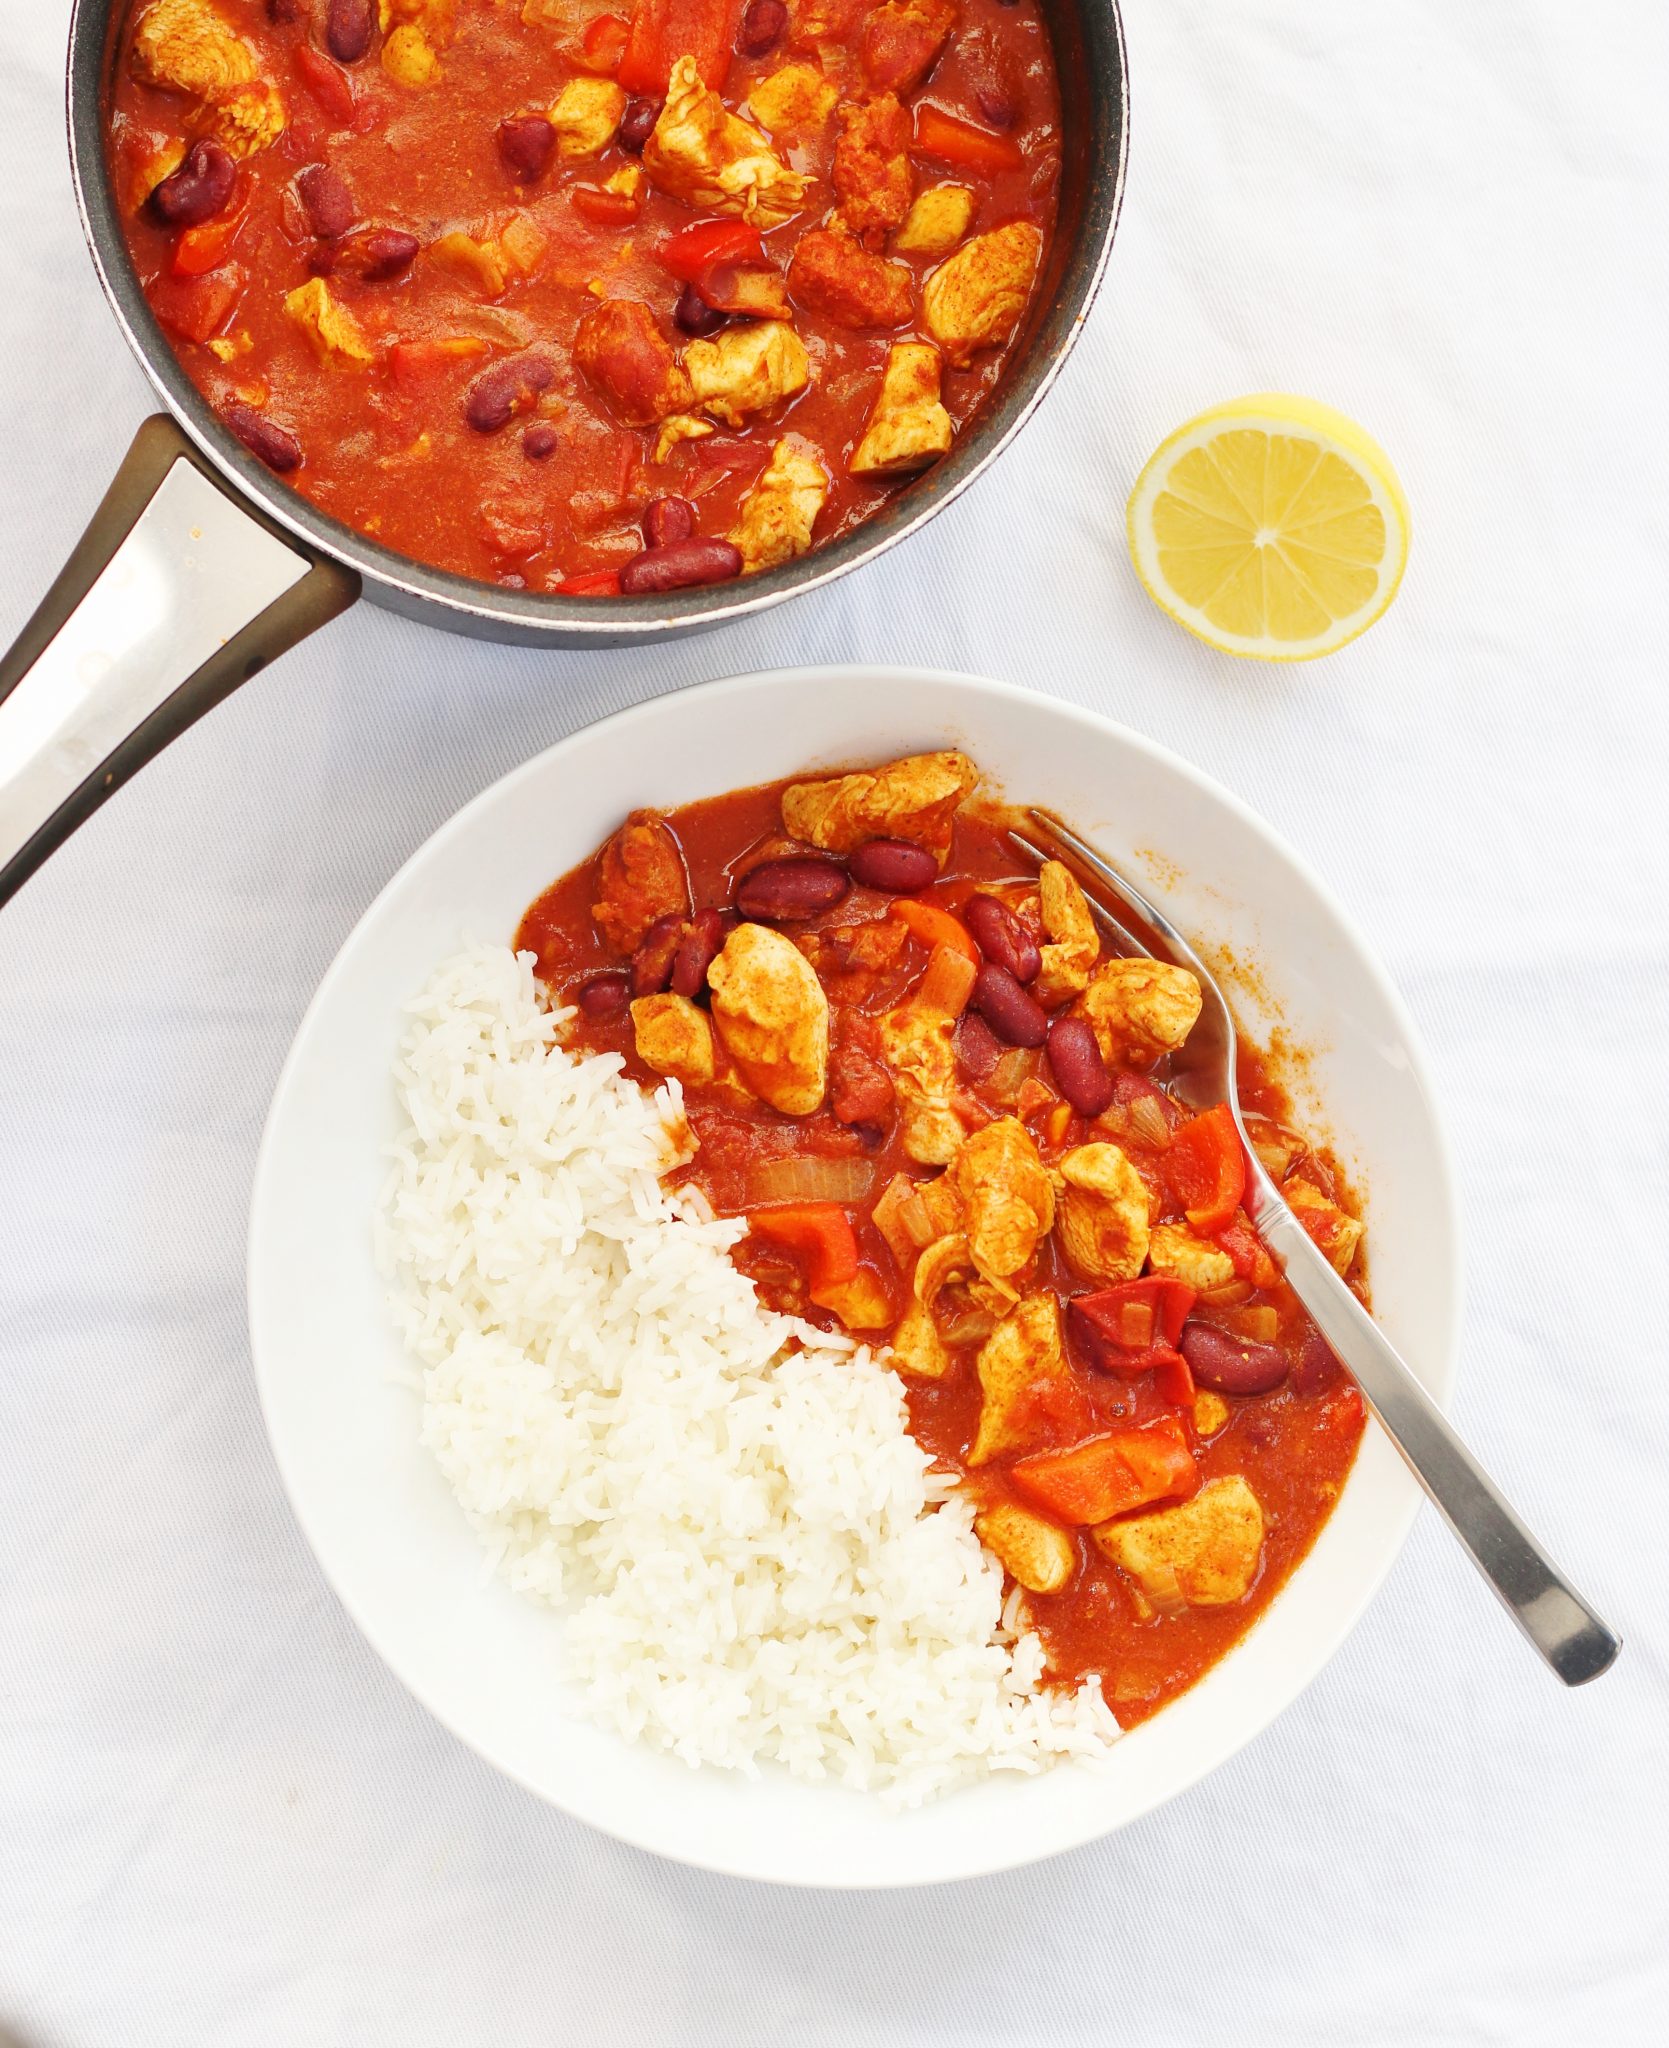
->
848 837 937 893
1181 1322 1290 1395
673 283 726 337
618 538 743 594
1045 1014 1114 1117
576 970 632 1020
268 0 302 20
326 0 374 63
464 351 556 433
956 1009 1004 1081
965 894 1041 983
618 97 662 155
669 908 728 998
737 0 788 55
736 859 852 922
522 422 558 460
347 227 420 281
150 139 235 227
305 242 336 276
971 964 1049 1047
297 163 355 239
1291 1327 1342 1397
497 115 556 183
642 495 696 550
222 402 302 473
631 914 686 997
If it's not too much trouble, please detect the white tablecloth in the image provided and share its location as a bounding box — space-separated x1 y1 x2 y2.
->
3 2 1666 2041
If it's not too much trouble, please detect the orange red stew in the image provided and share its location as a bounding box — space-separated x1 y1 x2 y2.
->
516 756 1369 1729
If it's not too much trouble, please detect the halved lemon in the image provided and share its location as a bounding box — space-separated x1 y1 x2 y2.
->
1127 394 1410 661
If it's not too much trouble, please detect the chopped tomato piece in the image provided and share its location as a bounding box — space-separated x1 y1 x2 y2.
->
1011 1418 1199 1526
293 46 358 127
573 186 641 227
658 218 766 284
618 0 742 94
1165 1102 1246 1234
581 12 632 73
748 1202 861 1293
913 104 1026 175
554 568 624 595
888 898 979 965
1214 1212 1281 1289
386 336 489 390
171 183 249 277
150 267 244 345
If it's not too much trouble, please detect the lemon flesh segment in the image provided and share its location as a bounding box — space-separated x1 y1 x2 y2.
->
1128 398 1409 661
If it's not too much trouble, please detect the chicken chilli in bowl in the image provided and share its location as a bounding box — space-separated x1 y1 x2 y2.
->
516 752 1370 1728
108 0 1064 595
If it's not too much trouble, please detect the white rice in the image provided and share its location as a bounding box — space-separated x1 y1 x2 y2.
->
376 944 1119 1804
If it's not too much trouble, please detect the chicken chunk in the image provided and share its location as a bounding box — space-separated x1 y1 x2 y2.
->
130 0 256 99
1284 1179 1365 1277
922 221 1044 367
653 413 715 464
1193 1391 1230 1437
1147 1222 1236 1293
729 436 829 572
591 809 689 951
817 1269 894 1333
1094 1474 1265 1608
890 1295 953 1378
707 922 830 1115
976 1501 1075 1596
892 182 974 257
683 322 810 428
788 227 913 330
575 299 695 426
643 55 808 227
382 25 441 85
861 0 957 97
782 751 977 866
848 342 953 477
746 63 839 138
550 76 626 158
878 1004 962 1166
1033 861 1099 1006
630 993 716 1088
1056 1142 1152 1284
1075 957 1203 1066
196 77 287 157
950 1117 1054 1297
833 94 913 245
283 279 373 367
970 1293 1074 1466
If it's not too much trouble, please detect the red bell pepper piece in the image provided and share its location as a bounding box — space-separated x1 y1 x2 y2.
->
1214 1212 1281 1289
293 46 358 127
171 182 249 277
582 12 632 72
617 0 742 94
1011 1417 1199 1526
888 898 980 966
913 104 1026 175
1150 1347 1196 1407
1165 1101 1247 1234
658 218 767 284
747 1202 861 1292
1068 1280 1197 1376
573 186 641 228
554 568 625 596
150 266 244 345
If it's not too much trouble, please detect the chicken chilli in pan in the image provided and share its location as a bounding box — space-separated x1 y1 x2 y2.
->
517 756 1370 1727
108 0 1062 595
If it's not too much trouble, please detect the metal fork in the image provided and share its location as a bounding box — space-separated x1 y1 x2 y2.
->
1013 809 1620 1686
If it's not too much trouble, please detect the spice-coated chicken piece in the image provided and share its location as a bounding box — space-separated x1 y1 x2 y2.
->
781 750 977 864
950 1117 1055 1297
877 995 963 1166
630 993 716 1088
787 228 914 330
379 0 456 85
283 279 373 366
969 1292 1078 1465
644 56 808 227
975 1501 1075 1595
200 79 287 158
129 0 256 98
1146 1221 1235 1293
684 323 811 428
860 0 957 97
707 922 830 1115
549 76 627 157
1055 1141 1153 1284
847 342 953 477
1094 1474 1265 1608
729 436 830 570
575 299 695 426
890 1294 952 1379
1033 861 1099 1005
892 182 974 257
591 809 690 951
746 63 839 137
1074 956 1203 1065
922 221 1044 367
833 94 913 244
1283 1178 1365 1276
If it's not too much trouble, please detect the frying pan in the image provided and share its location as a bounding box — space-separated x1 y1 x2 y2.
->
0 0 1127 906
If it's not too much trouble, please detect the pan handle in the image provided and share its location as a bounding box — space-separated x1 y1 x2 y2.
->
0 413 359 907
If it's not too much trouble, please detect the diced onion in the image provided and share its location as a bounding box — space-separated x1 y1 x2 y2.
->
745 1154 876 1207
1124 1092 1174 1149
987 1048 1040 1106
1142 1563 1189 1618
1216 1304 1279 1344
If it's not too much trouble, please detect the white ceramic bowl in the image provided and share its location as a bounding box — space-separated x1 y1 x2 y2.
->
248 665 1460 1887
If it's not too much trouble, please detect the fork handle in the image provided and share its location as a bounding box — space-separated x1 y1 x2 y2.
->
1246 1177 1620 1684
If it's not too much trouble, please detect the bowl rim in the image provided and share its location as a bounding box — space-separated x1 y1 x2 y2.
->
247 663 1463 1883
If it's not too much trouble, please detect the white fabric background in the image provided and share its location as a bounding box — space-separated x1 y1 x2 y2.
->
3 1 1667 2041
